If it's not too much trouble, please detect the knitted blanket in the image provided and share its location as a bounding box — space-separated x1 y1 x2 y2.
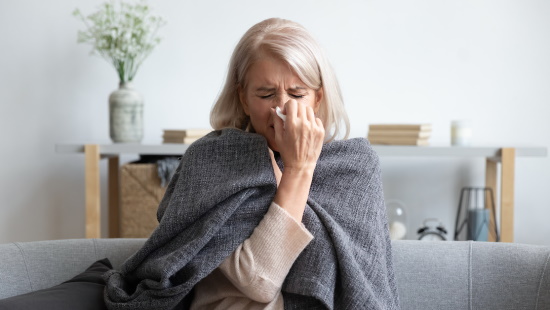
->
104 128 399 309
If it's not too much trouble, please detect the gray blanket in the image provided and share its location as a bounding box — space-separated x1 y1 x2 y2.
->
104 128 399 309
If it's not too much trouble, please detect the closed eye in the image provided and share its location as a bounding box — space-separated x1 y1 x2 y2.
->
291 94 305 99
259 94 274 99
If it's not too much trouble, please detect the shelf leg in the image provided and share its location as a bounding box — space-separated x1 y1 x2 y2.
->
84 144 101 239
500 148 515 243
108 156 120 238
485 158 498 242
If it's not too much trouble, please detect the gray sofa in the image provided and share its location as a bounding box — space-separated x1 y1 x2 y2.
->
0 238 549 309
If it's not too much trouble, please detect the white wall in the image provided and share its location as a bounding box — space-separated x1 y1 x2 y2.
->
1 0 548 244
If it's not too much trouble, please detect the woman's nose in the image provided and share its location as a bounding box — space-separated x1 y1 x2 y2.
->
274 93 288 108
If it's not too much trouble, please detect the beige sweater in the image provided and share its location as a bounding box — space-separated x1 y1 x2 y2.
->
190 202 314 309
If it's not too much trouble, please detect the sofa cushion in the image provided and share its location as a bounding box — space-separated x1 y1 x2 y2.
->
0 258 111 310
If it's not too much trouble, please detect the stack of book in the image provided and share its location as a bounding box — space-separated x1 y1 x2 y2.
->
367 124 432 146
162 129 212 144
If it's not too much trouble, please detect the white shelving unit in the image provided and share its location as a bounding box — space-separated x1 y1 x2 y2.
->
56 143 547 241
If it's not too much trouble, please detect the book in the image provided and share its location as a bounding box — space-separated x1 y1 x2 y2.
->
162 136 201 144
368 124 432 132
163 128 212 138
368 137 430 146
162 128 212 144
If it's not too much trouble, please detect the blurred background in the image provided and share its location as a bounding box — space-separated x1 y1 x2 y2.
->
0 0 548 244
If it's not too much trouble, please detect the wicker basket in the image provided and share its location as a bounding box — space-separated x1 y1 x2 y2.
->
120 163 167 238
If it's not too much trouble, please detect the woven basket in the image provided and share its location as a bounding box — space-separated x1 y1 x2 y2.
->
120 163 166 238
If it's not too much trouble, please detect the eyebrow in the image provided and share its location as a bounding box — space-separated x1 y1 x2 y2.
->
254 86 308 92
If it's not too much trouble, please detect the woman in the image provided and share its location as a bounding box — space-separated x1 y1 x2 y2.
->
105 18 399 310
192 17 341 309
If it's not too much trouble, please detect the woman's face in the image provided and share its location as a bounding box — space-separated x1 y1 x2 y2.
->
239 56 322 151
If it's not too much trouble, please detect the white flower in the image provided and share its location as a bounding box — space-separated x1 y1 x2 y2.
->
73 0 166 82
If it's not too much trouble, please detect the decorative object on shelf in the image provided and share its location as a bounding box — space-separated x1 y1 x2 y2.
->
451 120 472 146
385 199 408 240
417 218 447 241
109 82 144 142
454 187 499 241
367 124 432 146
73 0 166 143
162 129 213 144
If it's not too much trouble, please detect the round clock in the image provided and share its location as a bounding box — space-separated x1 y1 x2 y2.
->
417 218 447 241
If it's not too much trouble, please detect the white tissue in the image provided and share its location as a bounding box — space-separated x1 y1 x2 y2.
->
275 106 286 122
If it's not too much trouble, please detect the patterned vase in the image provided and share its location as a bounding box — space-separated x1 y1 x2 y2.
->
109 82 144 143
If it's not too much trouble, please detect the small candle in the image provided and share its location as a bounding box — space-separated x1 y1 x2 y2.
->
451 120 472 146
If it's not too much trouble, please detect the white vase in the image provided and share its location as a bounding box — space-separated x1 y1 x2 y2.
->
109 82 144 143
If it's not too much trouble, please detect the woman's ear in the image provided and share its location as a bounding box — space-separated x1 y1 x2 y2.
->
238 85 250 116
314 87 324 113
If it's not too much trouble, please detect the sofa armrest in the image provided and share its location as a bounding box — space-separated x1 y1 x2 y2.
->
0 238 145 299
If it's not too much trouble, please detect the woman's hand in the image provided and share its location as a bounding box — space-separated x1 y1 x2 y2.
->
270 99 325 222
271 99 325 174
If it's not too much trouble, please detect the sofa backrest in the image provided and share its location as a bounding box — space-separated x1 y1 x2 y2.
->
393 240 550 310
1 239 549 309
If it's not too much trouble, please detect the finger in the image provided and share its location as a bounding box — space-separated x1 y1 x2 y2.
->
315 117 325 138
306 106 316 123
297 100 307 119
315 117 324 128
285 99 298 120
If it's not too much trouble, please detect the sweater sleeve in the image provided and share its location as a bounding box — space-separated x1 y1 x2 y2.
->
218 201 314 303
